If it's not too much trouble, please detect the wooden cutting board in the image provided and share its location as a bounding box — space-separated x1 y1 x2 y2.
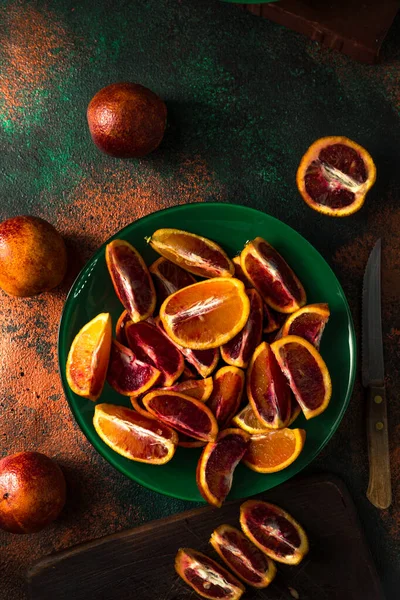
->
28 474 383 600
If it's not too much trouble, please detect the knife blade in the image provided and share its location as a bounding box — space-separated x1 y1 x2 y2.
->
362 239 392 509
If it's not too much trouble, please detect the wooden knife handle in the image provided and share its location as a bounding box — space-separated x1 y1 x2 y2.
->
366 384 392 509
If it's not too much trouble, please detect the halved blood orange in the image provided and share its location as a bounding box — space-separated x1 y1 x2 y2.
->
232 256 251 288
296 136 376 217
277 303 330 349
243 428 306 473
210 524 276 588
162 377 213 402
220 289 263 368
241 237 306 313
149 228 234 279
66 313 112 401
207 366 245 429
93 403 178 464
196 428 250 507
106 240 156 322
107 340 161 396
232 404 270 435
149 256 196 303
160 278 250 350
175 548 245 600
271 335 332 419
247 341 291 429
115 309 130 345
143 390 218 442
240 500 309 565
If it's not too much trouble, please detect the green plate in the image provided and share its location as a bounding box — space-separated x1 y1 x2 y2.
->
59 203 356 502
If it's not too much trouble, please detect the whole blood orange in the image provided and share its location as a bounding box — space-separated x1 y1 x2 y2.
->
277 303 330 349
296 136 376 216
243 428 306 473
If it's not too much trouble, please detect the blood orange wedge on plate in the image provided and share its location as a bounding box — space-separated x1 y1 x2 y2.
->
175 548 245 600
288 396 302 426
247 341 291 429
296 136 376 217
125 320 184 386
243 428 306 473
143 390 218 442
162 377 213 402
107 340 161 396
106 240 156 322
207 366 245 429
149 228 234 278
210 524 276 588
232 256 251 288
232 404 270 435
93 403 178 464
115 309 130 345
240 500 309 565
160 278 250 350
178 433 206 448
149 256 196 303
66 312 112 401
277 303 330 349
221 289 263 369
196 428 250 507
241 237 306 313
263 303 283 334
271 335 332 419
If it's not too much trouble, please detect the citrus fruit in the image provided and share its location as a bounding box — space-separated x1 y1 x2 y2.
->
210 524 276 588
106 239 156 323
149 256 196 303
160 278 250 350
143 390 218 442
106 340 161 396
196 428 250 507
232 256 251 288
178 434 206 449
232 404 270 435
66 313 112 401
263 303 283 334
241 237 306 313
125 320 184 386
93 404 178 464
162 377 214 402
207 366 245 429
175 548 245 600
288 397 302 426
240 500 309 565
115 309 130 346
130 394 149 415
149 228 234 279
271 335 332 419
180 363 198 380
296 136 376 217
220 289 263 368
247 341 291 429
243 428 306 473
278 303 330 349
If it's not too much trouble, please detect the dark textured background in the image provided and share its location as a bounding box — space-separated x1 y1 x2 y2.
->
0 1 399 598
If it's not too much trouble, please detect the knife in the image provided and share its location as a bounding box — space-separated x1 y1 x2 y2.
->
362 239 392 509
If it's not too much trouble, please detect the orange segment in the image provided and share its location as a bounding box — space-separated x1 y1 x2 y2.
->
271 335 332 419
278 303 330 349
162 377 214 402
232 404 270 435
207 366 245 428
243 428 306 473
149 228 234 278
296 136 376 217
160 278 250 350
66 313 112 401
93 403 178 464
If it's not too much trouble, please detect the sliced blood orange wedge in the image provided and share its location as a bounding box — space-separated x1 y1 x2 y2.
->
66 313 112 401
196 428 250 507
106 240 156 322
288 396 302 426
130 394 149 415
271 335 332 419
178 434 206 448
232 256 251 288
221 289 263 369
143 390 218 442
125 320 184 386
243 428 306 473
263 303 283 334
115 309 130 346
278 303 330 349
149 228 234 279
207 366 245 429
210 524 276 588
232 404 270 435
247 341 291 429
296 136 376 217
107 340 161 396
240 500 309 565
149 256 196 303
175 548 245 600
160 278 250 350
162 377 213 402
180 363 198 380
93 403 178 464
241 237 306 313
